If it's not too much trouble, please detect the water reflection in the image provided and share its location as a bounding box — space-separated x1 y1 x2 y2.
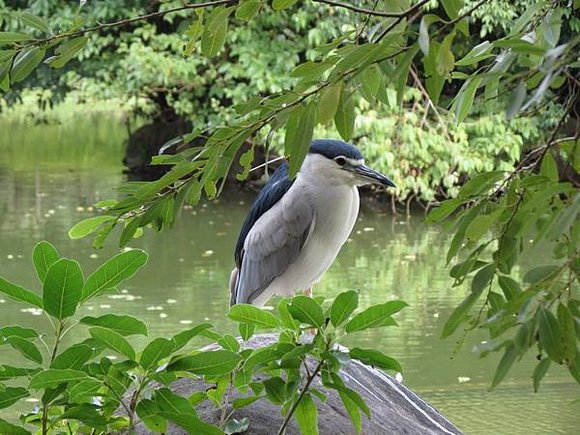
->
0 119 578 434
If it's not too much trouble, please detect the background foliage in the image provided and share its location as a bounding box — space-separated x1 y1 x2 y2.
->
0 0 579 432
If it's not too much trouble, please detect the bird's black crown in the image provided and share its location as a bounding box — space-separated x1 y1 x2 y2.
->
309 139 363 161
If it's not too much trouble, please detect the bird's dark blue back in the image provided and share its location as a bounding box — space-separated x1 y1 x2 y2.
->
234 162 293 267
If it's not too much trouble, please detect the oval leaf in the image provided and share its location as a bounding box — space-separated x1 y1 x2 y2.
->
80 314 147 336
89 327 136 360
68 215 116 240
330 290 359 327
29 369 91 389
11 46 45 83
228 304 280 329
288 295 324 328
43 258 83 319
345 301 407 333
33 241 59 283
82 249 148 302
167 350 241 376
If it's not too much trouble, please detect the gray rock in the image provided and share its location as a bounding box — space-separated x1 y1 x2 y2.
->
125 334 462 435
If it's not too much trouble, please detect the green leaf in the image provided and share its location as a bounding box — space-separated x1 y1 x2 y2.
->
69 379 102 403
167 350 241 376
506 81 527 120
200 7 230 57
7 336 43 364
140 338 175 370
59 404 108 427
395 45 419 105
523 265 559 283
456 41 493 66
239 322 255 341
43 258 84 319
0 387 29 410
533 358 551 392
440 0 463 20
295 392 319 435
0 32 31 45
32 241 59 283
285 101 317 178
0 276 43 308
350 348 402 372
80 314 147 336
156 388 196 416
557 304 577 364
263 376 287 404
497 276 521 300
163 412 223 435
218 334 241 352
454 76 482 123
317 83 342 124
171 323 213 351
68 215 116 239
540 153 559 183
236 0 261 21
491 342 517 389
137 399 168 433
51 345 92 370
338 389 362 433
288 295 324 328
81 249 148 302
11 46 45 83
538 308 563 363
228 304 280 329
436 32 455 76
29 369 91 389
418 16 430 56
89 327 136 360
45 36 87 68
272 0 298 10
471 264 496 293
345 301 407 333
0 418 31 434
441 289 484 338
334 86 355 141
330 290 359 327
224 417 250 434
425 198 463 223
21 12 51 34
0 326 38 340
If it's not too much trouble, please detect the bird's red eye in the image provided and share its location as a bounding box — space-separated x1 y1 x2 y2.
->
335 157 346 166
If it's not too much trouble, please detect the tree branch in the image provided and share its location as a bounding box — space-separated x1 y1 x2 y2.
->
375 0 430 42
22 0 238 48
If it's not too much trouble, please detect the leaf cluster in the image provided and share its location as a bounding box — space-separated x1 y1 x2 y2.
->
0 242 406 434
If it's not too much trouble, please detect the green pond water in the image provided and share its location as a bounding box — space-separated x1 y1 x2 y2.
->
0 118 578 434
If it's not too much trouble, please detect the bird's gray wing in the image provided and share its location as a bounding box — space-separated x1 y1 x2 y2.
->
233 190 315 305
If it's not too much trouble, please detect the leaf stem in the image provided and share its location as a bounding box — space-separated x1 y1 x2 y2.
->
277 360 324 435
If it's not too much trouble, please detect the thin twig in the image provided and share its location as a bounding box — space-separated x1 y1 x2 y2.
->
375 0 431 43
355 0 380 42
313 0 406 17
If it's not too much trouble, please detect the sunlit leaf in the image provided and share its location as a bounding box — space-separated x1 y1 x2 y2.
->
288 295 324 328
80 314 147 336
168 350 241 376
29 369 92 389
0 276 43 308
0 387 29 410
89 327 136 360
51 345 93 370
69 215 116 239
330 290 358 327
228 304 280 329
32 241 59 283
43 258 83 319
11 46 45 83
7 336 43 364
140 338 176 370
295 392 319 435
81 249 148 302
345 301 406 333
349 348 402 372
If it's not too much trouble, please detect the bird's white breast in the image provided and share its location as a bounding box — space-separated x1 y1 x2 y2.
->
254 173 360 305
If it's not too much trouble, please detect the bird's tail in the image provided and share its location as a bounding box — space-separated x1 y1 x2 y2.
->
228 268 239 306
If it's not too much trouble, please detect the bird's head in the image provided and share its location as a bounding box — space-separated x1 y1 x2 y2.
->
301 139 396 188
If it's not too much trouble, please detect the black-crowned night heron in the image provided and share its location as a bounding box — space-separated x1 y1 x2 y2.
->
230 139 395 306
